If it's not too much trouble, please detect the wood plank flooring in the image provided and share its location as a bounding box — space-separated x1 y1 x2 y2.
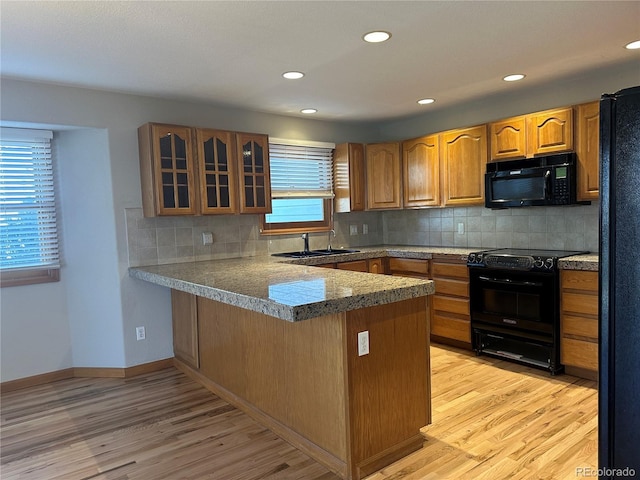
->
1 345 597 480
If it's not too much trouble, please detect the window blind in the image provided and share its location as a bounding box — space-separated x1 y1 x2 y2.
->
269 139 335 199
0 128 59 271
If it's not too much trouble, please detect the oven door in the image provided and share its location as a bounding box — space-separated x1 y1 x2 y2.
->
469 268 558 337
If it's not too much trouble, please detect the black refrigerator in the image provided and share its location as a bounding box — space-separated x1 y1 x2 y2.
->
599 85 640 478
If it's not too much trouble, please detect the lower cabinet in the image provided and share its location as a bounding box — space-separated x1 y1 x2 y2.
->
429 255 471 347
560 270 598 379
334 258 385 273
171 289 199 369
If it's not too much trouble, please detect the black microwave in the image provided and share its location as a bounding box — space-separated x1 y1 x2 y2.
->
485 153 583 208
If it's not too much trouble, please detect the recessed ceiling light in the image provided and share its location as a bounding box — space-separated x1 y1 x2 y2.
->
503 74 526 82
363 31 391 43
300 108 317 114
625 40 640 50
282 71 304 80
417 98 435 105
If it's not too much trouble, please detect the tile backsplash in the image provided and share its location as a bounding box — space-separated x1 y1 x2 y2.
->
382 202 599 252
125 208 383 267
126 202 598 267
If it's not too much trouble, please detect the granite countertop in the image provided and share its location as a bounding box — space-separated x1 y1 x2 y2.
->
129 245 599 322
130 255 435 322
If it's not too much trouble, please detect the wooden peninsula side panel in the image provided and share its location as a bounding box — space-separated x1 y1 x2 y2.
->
174 294 431 480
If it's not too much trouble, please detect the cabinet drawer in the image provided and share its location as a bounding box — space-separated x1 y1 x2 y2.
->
434 278 469 297
337 260 368 272
431 313 471 343
562 314 598 340
562 291 598 316
561 270 598 293
388 258 429 275
562 337 598 371
432 295 469 316
431 262 468 279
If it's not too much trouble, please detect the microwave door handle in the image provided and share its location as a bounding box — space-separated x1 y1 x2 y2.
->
544 170 552 200
477 275 543 287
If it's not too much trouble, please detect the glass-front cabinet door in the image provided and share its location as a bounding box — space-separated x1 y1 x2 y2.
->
236 133 272 214
195 129 238 214
152 124 197 215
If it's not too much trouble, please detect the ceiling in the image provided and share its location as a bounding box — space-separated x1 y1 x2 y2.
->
1 1 639 122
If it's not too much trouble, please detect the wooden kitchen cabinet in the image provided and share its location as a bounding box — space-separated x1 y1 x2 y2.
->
489 115 527 161
139 123 198 216
402 134 440 207
440 125 488 206
576 101 600 201
196 128 238 214
526 106 574 156
335 258 385 273
488 106 574 161
171 289 199 369
138 123 271 217
430 255 471 348
560 270 598 379
365 142 402 210
235 132 272 214
333 143 366 213
367 258 385 274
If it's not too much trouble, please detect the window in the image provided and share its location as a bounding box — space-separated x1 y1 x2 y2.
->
261 139 335 235
0 128 60 287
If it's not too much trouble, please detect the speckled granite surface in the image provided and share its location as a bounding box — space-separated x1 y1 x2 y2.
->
129 245 598 322
130 255 434 322
558 254 599 271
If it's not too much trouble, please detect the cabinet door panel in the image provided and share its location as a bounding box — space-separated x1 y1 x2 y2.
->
432 295 469 316
561 337 598 371
171 289 199 369
402 135 440 207
489 116 527 161
196 129 238 214
526 107 574 156
144 124 197 216
236 133 272 214
434 278 468 297
366 143 402 210
441 125 488 206
576 101 600 201
431 262 468 279
334 143 365 213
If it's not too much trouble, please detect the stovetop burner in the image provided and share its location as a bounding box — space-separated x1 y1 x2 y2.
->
467 248 589 272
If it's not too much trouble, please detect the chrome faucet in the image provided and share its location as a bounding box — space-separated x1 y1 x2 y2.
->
301 233 310 253
327 229 336 252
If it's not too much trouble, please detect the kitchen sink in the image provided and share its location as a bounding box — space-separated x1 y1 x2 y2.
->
272 249 359 259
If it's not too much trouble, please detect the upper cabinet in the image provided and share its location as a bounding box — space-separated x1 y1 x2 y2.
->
489 115 527 161
402 134 440 208
440 125 488 206
489 106 574 161
333 143 365 213
526 106 574 156
365 142 402 210
236 132 272 214
575 101 600 201
139 123 198 216
196 128 238 215
138 123 271 216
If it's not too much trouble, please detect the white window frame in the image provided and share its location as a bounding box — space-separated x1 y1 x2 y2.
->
0 127 60 287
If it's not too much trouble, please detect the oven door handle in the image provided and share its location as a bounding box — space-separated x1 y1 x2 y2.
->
477 275 544 287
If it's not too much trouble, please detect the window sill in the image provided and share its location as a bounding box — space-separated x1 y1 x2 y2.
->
1 268 60 288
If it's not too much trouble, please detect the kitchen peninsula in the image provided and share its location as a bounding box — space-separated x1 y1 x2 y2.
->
130 255 435 480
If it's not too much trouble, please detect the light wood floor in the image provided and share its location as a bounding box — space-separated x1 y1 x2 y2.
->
1 345 597 480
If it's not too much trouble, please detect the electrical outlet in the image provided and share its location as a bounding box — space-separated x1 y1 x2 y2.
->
202 232 214 245
357 331 369 356
349 224 358 236
362 223 368 235
136 326 146 341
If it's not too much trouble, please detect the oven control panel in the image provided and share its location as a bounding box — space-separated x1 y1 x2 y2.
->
468 252 557 271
